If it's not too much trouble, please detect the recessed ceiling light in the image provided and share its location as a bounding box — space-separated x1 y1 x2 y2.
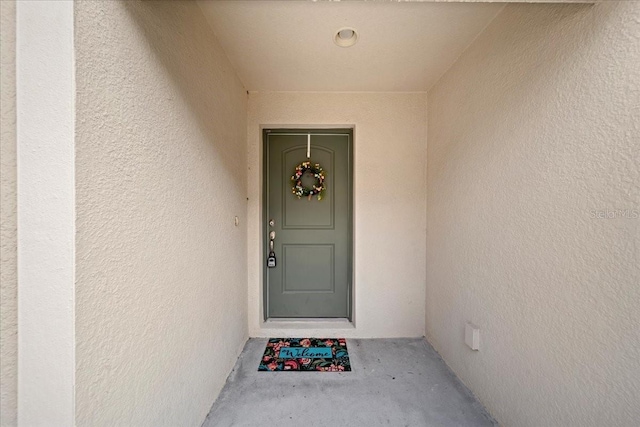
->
334 27 358 48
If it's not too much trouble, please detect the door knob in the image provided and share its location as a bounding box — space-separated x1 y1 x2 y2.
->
268 231 276 257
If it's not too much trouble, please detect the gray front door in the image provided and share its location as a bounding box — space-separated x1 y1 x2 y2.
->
265 130 352 318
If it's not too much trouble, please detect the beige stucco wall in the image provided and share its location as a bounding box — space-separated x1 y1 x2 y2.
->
248 92 427 338
75 1 248 425
0 1 17 426
426 3 640 426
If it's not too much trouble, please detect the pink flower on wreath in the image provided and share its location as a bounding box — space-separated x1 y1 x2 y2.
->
263 356 271 362
338 339 346 346
300 358 311 365
324 339 334 347
300 339 311 347
268 362 278 371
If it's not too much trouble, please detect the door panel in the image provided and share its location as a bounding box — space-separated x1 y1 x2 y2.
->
282 147 334 229
283 244 334 293
265 131 352 318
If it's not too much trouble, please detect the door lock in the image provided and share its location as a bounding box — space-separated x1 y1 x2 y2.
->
267 228 277 268
267 251 277 268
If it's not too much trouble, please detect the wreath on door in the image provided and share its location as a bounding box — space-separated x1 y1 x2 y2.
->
291 161 326 201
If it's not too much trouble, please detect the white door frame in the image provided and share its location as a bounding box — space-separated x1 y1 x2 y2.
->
16 1 75 425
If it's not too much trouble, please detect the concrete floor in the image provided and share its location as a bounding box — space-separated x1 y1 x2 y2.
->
203 338 496 427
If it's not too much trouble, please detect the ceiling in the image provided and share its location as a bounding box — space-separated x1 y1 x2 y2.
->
198 0 505 92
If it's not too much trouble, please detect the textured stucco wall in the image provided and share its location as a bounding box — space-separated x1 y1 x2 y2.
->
75 1 248 426
0 1 17 426
426 3 639 426
248 92 427 338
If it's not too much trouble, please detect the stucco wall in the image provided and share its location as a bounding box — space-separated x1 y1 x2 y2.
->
0 1 17 425
75 1 248 426
426 3 639 426
248 92 427 338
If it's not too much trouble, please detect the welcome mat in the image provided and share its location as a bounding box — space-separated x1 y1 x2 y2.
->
258 338 351 372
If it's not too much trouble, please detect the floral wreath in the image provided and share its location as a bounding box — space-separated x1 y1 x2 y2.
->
291 161 326 200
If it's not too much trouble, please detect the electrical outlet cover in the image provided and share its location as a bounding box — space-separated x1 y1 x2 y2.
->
465 322 480 351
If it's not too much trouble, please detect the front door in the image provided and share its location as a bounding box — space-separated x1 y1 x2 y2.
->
264 130 352 318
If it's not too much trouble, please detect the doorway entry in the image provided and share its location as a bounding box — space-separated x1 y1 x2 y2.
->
263 129 353 319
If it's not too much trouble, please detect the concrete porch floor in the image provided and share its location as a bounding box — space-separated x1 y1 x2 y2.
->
203 338 496 427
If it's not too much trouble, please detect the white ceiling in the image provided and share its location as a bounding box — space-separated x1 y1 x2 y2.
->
198 1 506 92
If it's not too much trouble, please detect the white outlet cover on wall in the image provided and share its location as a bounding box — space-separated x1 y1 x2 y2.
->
465 322 480 351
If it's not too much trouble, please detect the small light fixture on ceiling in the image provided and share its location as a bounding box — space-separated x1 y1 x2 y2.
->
334 27 358 48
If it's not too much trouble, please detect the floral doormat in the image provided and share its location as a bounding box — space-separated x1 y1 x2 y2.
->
258 338 351 372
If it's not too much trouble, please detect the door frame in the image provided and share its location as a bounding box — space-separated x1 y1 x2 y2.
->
262 128 354 321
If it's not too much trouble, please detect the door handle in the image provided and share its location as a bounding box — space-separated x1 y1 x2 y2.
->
267 230 277 268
